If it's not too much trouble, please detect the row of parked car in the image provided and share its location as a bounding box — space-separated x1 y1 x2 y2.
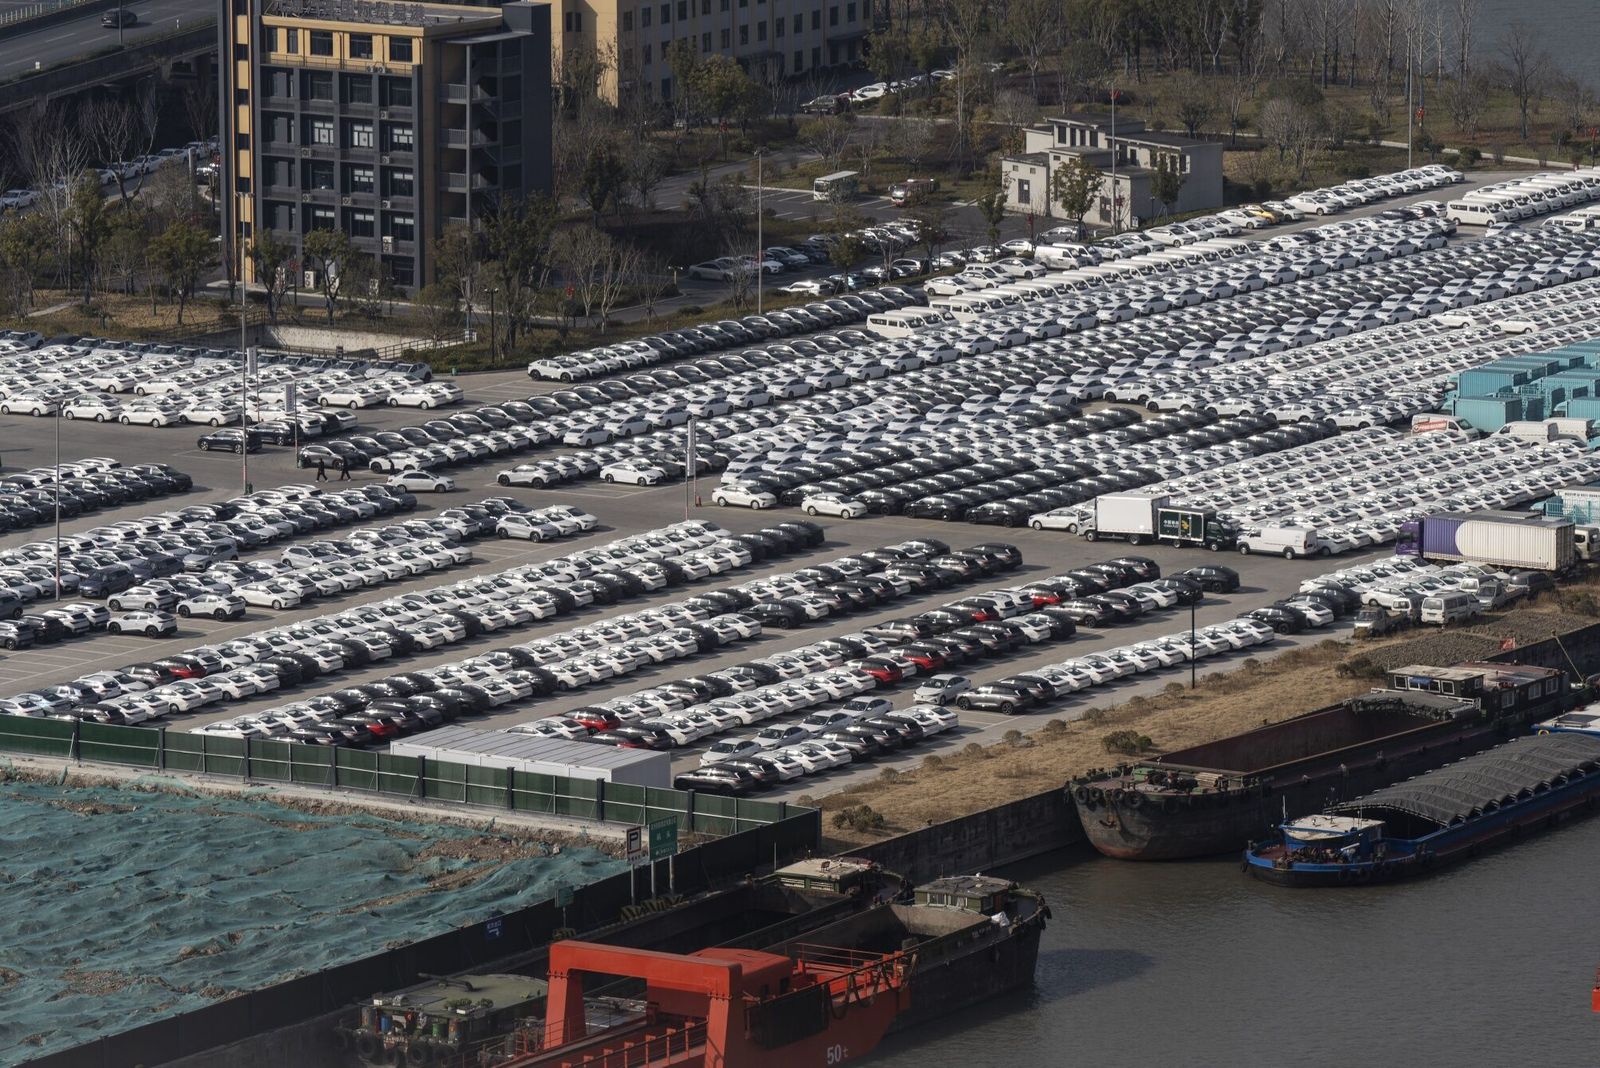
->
3 518 762 730
0 457 191 534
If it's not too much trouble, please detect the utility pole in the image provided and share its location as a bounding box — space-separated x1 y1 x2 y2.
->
52 405 61 599
1405 29 1414 169
755 149 764 315
241 345 254 494
684 416 697 518
1189 598 1197 690
1109 88 1120 235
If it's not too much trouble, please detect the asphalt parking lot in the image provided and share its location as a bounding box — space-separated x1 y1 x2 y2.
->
0 399 1375 798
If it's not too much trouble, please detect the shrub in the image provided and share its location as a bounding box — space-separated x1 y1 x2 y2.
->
1252 177 1273 200
831 804 887 831
1082 706 1108 724
1002 729 1024 746
680 305 704 315
879 766 902 784
1102 730 1154 756
962 742 987 760
1558 589 1600 616
1040 719 1069 736
1338 654 1388 679
1164 681 1187 696
1240 657 1262 674
921 754 945 771
1460 144 1482 165
1489 143 1506 165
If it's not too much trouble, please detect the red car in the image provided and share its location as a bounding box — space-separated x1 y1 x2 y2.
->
569 706 620 732
894 646 948 672
858 657 905 684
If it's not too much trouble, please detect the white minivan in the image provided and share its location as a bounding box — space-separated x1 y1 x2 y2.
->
1420 591 1481 626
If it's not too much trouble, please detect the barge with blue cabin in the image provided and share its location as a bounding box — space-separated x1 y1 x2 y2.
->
1244 729 1600 886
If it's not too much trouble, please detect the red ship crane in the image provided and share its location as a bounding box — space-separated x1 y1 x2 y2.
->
499 940 911 1068
1592 967 1599 1013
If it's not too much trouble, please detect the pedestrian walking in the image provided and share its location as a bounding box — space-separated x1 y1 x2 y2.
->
315 459 328 481
338 458 351 481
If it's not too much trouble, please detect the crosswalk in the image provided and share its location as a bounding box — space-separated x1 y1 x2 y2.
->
743 185 898 221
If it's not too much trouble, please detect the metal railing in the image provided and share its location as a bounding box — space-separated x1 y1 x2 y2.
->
0 0 96 29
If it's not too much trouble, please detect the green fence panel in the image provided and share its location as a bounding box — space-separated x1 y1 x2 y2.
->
377 754 422 797
198 734 247 778
510 770 554 814
161 731 207 773
606 782 645 806
248 739 293 783
464 764 506 807
735 797 785 827
336 749 378 791
645 787 690 813
553 775 598 820
289 745 334 787
77 722 159 768
424 758 467 803
0 715 73 758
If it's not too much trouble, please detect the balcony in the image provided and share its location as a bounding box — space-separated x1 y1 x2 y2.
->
444 128 493 148
442 83 490 104
444 172 492 192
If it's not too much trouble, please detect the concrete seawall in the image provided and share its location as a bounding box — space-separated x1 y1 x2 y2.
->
844 787 1086 883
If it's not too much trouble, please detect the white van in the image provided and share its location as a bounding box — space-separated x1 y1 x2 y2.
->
1237 524 1328 559
1420 591 1482 626
864 309 955 338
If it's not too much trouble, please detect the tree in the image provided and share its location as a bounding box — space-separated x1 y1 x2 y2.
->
102 213 146 297
337 252 388 319
974 187 1009 246
685 171 752 247
903 199 950 263
301 228 353 324
0 212 51 315
865 30 911 96
148 221 212 325
577 141 626 222
66 173 109 303
821 205 868 286
667 40 703 128
1500 21 1548 142
626 143 669 212
1446 72 1490 140
692 55 766 152
248 231 293 323
433 222 487 329
79 87 159 205
1003 0 1057 102
1150 164 1185 220
800 114 855 169
556 224 622 328
1050 155 1099 236
935 0 989 161
414 282 461 344
483 193 558 356
888 116 936 172
1172 72 1216 138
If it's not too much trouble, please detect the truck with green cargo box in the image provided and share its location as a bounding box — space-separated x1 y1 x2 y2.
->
1083 490 1238 550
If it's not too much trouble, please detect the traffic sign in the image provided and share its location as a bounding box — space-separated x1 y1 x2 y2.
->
626 825 647 867
555 884 574 908
485 916 503 940
649 817 678 861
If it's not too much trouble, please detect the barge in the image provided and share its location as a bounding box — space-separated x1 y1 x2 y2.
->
1072 662 1571 860
1244 731 1600 885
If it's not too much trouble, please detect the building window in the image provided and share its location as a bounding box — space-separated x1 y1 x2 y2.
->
846 1 854 20
307 71 333 100
622 10 632 29
793 49 802 70
661 76 672 98
701 0 709 10
390 36 412 61
642 43 652 63
677 0 687 17
701 31 710 49
310 206 336 230
260 25 276 51
775 17 783 36
793 12 801 30
811 44 820 66
266 112 294 143
660 3 669 21
1016 178 1030 203
346 165 375 193
384 168 414 196
829 5 837 25
811 9 819 28
381 77 412 106
310 30 333 55
738 24 747 44
350 34 372 59
304 160 334 188
384 123 414 150
308 118 334 145
344 75 373 104
267 157 293 187
282 28 297 53
268 201 295 230
389 258 414 287
348 209 375 237
757 20 765 39
384 213 415 241
347 121 374 148
720 28 729 47
720 0 728 10
640 6 650 25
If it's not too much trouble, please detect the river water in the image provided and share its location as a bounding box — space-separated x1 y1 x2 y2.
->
871 815 1600 1067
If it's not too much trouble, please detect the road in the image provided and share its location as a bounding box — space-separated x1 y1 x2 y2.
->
0 0 211 81
0 364 1381 802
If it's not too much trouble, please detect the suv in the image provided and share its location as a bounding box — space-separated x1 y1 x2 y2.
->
197 428 264 453
102 8 136 26
177 592 247 620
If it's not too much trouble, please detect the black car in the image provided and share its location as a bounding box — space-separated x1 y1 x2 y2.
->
196 429 264 453
1246 606 1305 634
673 767 755 795
1176 565 1240 593
746 602 806 628
956 683 1037 714
1151 577 1205 606
1083 594 1140 624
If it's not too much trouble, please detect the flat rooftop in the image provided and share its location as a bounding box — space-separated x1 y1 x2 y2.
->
263 0 498 26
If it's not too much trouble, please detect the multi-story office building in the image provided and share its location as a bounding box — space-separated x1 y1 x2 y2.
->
553 0 874 104
220 0 552 293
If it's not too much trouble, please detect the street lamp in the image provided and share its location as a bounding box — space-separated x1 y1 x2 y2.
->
488 287 499 357
754 148 765 315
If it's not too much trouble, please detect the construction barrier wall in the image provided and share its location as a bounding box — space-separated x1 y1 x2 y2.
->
0 716 797 836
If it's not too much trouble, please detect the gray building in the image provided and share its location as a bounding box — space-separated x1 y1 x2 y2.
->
1001 113 1223 231
220 0 553 295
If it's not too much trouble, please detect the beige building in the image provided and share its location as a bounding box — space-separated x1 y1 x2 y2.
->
1002 113 1223 231
553 0 875 104
220 0 552 293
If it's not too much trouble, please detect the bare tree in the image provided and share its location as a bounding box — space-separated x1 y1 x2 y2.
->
936 0 989 162
80 86 159 205
1003 0 1057 101
1500 20 1548 143
799 114 855 169
181 81 219 147
1454 0 1477 79
888 116 936 172
11 104 89 294
1445 71 1490 139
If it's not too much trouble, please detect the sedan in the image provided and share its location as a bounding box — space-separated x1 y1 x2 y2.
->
802 493 867 518
107 610 177 637
388 470 456 493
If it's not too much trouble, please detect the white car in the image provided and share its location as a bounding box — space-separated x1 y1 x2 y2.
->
106 610 177 637
700 738 764 766
711 485 777 509
181 402 241 426
801 493 866 518
389 383 463 408
61 397 122 422
237 580 303 610
496 514 559 541
318 386 386 408
600 461 666 485
388 470 456 492
119 403 178 427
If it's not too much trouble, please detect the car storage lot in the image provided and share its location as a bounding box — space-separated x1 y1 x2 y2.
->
0 405 1374 797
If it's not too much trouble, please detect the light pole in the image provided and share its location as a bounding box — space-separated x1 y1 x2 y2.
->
241 345 254 494
1109 87 1120 235
1189 598 1197 690
754 149 765 315
685 416 697 519
488 287 498 358
52 403 60 599
117 0 124 44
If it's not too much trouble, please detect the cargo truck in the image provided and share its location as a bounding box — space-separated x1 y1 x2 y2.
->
1081 491 1238 550
1397 511 1577 572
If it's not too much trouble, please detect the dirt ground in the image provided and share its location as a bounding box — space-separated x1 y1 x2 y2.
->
815 583 1600 852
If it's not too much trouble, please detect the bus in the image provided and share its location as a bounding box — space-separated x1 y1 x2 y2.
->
813 171 860 202
889 177 938 206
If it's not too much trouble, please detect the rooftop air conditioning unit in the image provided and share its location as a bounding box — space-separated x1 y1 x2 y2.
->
340 195 352 205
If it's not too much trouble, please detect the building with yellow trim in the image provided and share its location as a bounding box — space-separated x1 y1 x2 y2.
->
220 0 551 293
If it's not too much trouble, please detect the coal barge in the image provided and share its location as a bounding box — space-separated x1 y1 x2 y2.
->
1245 730 1600 886
1071 662 1572 860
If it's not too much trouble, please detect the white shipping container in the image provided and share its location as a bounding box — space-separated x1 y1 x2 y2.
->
1092 491 1169 537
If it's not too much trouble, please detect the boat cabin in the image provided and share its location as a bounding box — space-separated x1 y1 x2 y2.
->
1388 662 1566 715
1536 708 1600 736
1277 814 1386 861
773 857 879 895
914 875 1016 914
